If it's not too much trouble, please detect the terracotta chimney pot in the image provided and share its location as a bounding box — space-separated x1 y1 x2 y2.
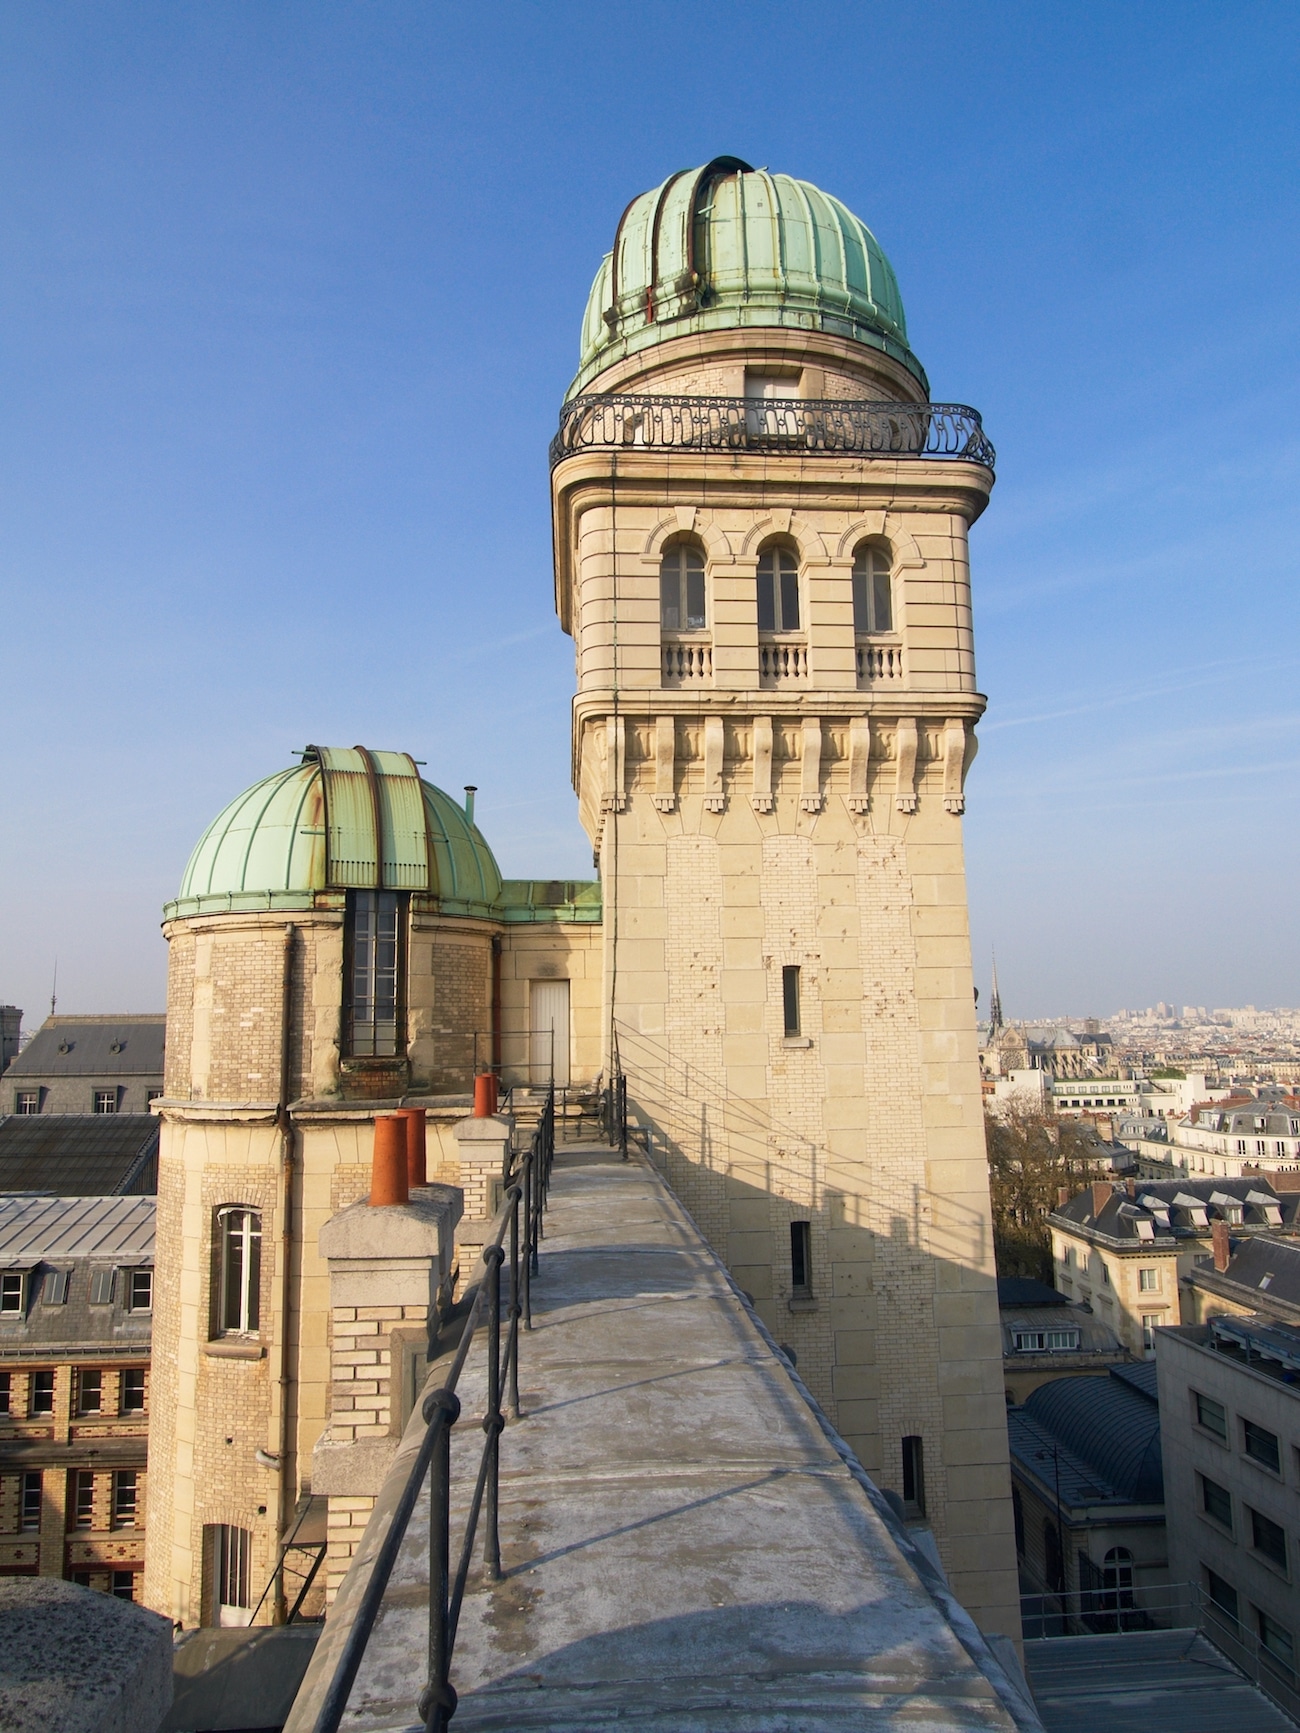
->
370 1114 410 1207
473 1073 497 1119
397 1107 427 1188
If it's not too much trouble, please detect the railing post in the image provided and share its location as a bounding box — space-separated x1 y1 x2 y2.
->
482 1245 504 1582
419 1388 461 1733
506 1182 521 1420
522 1147 533 1330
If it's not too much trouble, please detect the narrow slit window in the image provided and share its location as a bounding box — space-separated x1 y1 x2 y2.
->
790 1222 811 1293
113 1471 139 1530
782 965 801 1037
852 545 893 633
659 542 706 632
73 1471 95 1529
757 547 800 632
20 1472 41 1531
903 1435 926 1517
218 1208 262 1336
346 890 402 1058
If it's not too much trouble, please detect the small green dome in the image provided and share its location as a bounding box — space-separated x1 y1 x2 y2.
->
570 157 925 398
166 746 502 920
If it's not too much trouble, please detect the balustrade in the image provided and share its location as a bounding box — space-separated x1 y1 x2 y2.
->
661 638 712 684
856 641 904 684
759 641 808 684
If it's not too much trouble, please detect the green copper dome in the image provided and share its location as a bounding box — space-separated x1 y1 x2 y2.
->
166 745 502 920
570 157 925 398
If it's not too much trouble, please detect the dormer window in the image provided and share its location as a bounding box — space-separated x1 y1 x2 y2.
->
852 544 893 634
757 546 800 633
660 542 706 632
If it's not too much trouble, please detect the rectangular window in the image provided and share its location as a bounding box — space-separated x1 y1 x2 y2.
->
29 1370 54 1416
89 1268 116 1307
1206 1567 1239 1623
1195 1391 1228 1440
111 1570 136 1602
72 1471 95 1529
1257 1606 1295 1667
1142 1314 1162 1350
1139 1267 1160 1292
346 890 402 1058
1046 1329 1081 1351
215 1523 252 1621
93 1089 118 1114
902 1435 926 1518
15 1091 38 1115
790 1221 811 1293
113 1471 138 1529
43 1269 69 1305
756 547 800 633
1250 1506 1287 1570
0 1272 26 1316
0 1372 9 1413
782 965 801 1037
76 1369 102 1414
20 1472 41 1531
1100 1263 1110 1285
219 1208 262 1336
1200 1474 1233 1529
1244 1419 1282 1474
128 1270 153 1313
120 1368 146 1414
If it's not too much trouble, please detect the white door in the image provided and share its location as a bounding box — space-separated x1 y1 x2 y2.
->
530 980 570 1086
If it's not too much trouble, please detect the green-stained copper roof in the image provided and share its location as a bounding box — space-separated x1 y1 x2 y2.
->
165 746 504 921
570 157 925 398
496 880 602 924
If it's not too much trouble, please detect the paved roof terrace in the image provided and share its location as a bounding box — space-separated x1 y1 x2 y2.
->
288 1145 1040 1732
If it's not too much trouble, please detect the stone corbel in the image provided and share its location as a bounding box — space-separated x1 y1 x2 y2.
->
943 718 968 813
751 716 773 812
894 718 918 813
600 715 627 814
703 716 726 812
847 716 872 813
800 718 823 813
652 715 676 812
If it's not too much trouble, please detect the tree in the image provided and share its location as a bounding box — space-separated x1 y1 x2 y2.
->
985 1103 1107 1282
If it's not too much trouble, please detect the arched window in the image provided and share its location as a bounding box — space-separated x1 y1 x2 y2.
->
217 1207 261 1335
757 545 800 633
659 541 706 632
852 544 893 634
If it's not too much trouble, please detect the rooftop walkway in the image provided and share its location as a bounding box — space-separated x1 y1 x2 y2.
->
290 1145 1040 1732
1024 1631 1297 1732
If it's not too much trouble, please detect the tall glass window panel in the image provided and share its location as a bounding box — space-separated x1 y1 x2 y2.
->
348 890 400 1057
852 546 893 633
219 1208 261 1335
757 547 800 632
659 543 706 632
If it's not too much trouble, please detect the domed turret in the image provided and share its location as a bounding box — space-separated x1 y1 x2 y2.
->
571 157 924 397
167 744 502 920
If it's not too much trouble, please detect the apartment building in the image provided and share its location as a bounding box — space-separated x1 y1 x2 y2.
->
0 1195 152 1599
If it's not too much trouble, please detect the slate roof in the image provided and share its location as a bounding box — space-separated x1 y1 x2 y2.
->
1201 1235 1300 1310
1015 1367 1163 1504
1052 1175 1295 1245
0 1116 158 1194
998 1277 1068 1308
6 1016 165 1078
0 1195 155 1265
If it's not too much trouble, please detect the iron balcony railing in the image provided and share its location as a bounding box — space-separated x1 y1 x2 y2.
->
550 394 995 471
303 1090 556 1733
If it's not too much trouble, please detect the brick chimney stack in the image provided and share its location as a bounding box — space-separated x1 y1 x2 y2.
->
1091 1181 1113 1218
1126 1178 1137 1199
1057 1187 1070 1210
1212 1219 1231 1272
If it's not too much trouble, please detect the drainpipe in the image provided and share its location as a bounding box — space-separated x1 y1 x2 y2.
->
490 935 502 1081
272 921 297 1623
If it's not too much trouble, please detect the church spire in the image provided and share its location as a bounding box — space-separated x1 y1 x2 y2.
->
989 951 1003 1033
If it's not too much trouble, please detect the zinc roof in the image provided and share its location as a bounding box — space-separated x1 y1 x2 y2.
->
0 1115 158 1195
0 1194 155 1266
6 1016 164 1079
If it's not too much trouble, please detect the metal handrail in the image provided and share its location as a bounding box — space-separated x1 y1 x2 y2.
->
550 394 995 471
304 1089 556 1733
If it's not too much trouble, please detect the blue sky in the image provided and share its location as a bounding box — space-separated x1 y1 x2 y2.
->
1 2 1297 1025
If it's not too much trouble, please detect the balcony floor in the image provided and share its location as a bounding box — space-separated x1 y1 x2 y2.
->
315 1146 1035 1731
